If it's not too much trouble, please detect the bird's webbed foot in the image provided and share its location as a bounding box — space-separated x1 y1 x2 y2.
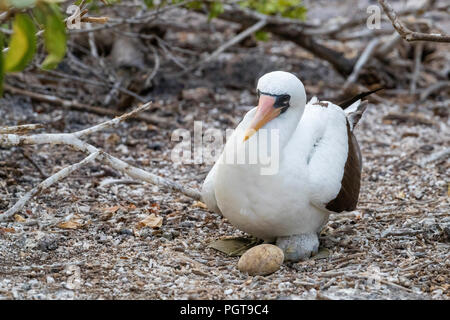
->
275 233 319 262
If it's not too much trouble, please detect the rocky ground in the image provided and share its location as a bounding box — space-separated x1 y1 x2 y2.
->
0 1 449 300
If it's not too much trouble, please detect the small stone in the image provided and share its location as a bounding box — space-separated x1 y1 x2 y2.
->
148 142 163 150
28 279 39 288
97 234 108 243
237 244 284 276
224 288 233 295
115 144 129 154
46 276 55 284
78 205 90 213
37 237 59 251
414 190 423 200
118 229 134 236
419 145 434 153
162 231 173 240
172 230 180 237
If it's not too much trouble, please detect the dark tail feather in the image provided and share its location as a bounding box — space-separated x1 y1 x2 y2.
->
338 87 384 110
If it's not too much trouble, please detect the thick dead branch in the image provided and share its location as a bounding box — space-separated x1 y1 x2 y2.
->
378 0 450 42
0 103 201 221
218 5 356 76
192 18 267 73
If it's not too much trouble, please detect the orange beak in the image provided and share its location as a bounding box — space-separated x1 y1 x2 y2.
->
243 95 280 141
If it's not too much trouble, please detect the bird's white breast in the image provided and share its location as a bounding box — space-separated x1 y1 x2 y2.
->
212 107 335 240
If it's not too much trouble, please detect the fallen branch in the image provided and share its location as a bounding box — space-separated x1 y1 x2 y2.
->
376 32 402 57
378 0 450 42
0 102 201 221
343 38 380 90
382 112 435 126
420 81 450 101
191 18 267 73
218 5 356 76
0 152 99 222
419 148 450 167
410 41 423 94
19 148 48 179
3 84 168 126
145 45 161 88
0 124 44 134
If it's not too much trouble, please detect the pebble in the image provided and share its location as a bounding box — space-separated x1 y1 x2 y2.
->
119 229 134 236
414 190 423 200
37 237 59 251
237 244 284 276
224 288 233 295
46 276 55 284
162 232 174 240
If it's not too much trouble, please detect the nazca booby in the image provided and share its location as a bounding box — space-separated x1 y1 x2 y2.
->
202 71 375 261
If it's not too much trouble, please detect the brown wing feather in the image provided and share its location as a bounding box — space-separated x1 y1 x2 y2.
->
325 121 362 213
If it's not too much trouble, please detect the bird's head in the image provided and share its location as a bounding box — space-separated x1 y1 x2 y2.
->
244 71 306 141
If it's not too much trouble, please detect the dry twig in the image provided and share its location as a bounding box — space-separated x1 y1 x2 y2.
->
344 39 380 90
410 41 424 94
0 124 44 134
191 18 267 73
378 0 450 42
0 102 201 221
3 84 167 126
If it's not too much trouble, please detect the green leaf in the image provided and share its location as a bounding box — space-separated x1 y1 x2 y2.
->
186 1 203 10
254 30 270 41
238 0 307 21
9 0 37 9
208 1 224 20
74 0 92 5
4 14 37 72
143 0 154 8
38 4 67 70
282 5 307 20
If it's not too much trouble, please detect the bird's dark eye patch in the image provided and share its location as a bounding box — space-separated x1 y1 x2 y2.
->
257 91 291 113
274 94 291 113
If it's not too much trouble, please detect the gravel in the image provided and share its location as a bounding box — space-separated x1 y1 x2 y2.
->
0 7 448 299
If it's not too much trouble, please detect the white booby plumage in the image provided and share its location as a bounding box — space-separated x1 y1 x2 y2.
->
202 71 371 261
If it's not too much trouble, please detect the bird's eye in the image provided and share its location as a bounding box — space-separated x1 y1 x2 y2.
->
280 95 290 103
274 94 290 113
277 95 290 106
